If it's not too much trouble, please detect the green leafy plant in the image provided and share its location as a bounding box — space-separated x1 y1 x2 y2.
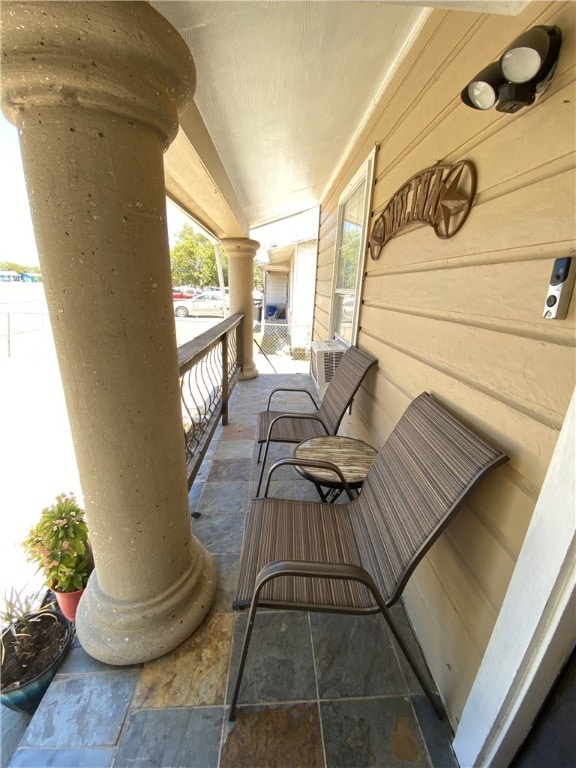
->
1 587 55 665
22 493 93 593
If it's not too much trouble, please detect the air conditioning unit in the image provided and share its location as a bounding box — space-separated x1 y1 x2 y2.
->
310 340 346 395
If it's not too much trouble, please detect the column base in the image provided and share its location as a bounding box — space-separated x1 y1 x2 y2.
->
239 362 259 380
75 537 217 665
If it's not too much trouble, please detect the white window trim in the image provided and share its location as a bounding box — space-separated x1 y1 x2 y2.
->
329 146 377 347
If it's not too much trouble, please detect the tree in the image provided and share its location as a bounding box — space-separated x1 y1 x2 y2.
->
170 224 228 288
0 261 41 275
254 263 263 292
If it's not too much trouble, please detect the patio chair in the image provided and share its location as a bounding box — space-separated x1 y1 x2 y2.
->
231 392 508 720
255 345 377 495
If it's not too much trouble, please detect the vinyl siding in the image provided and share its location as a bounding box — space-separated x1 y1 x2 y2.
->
313 1 576 725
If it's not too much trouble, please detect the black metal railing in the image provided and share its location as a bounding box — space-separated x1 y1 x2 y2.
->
177 313 244 487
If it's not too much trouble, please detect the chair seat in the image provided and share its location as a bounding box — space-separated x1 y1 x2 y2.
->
234 496 380 612
257 410 330 444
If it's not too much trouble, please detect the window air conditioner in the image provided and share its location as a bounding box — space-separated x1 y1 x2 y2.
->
310 340 346 394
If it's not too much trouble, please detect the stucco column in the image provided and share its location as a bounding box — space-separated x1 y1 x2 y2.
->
221 238 260 380
1 1 216 664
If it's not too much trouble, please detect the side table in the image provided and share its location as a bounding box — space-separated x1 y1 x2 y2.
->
293 435 377 502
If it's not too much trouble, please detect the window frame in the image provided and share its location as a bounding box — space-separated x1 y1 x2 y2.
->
329 147 376 347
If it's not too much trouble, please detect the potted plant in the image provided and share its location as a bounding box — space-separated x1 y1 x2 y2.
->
22 493 93 622
1 587 72 714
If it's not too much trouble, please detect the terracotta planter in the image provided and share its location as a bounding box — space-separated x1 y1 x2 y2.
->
52 588 84 622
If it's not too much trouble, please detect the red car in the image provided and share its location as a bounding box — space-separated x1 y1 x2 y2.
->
172 287 196 299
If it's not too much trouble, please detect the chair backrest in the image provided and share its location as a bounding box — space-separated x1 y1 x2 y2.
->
317 346 377 434
351 392 507 605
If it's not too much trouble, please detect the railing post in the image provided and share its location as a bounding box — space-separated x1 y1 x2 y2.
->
222 330 229 426
237 320 244 378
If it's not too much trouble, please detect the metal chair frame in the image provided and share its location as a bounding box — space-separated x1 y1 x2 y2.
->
255 345 377 495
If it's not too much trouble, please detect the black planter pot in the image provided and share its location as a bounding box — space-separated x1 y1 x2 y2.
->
1 610 73 715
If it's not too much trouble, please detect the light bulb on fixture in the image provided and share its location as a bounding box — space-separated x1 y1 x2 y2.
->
461 62 505 110
461 25 562 114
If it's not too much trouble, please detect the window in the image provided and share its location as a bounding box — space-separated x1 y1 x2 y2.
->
330 148 376 346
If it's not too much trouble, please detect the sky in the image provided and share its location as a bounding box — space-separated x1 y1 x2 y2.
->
0 115 39 267
0 113 192 269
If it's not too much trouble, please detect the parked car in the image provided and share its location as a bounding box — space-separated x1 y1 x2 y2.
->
172 286 197 299
173 290 229 318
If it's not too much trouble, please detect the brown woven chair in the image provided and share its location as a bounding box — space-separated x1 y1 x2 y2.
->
231 392 508 720
255 345 377 495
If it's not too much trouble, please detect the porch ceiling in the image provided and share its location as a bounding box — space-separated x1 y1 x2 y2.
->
265 243 295 268
154 0 529 238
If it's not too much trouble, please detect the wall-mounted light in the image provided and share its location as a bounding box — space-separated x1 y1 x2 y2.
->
461 25 562 114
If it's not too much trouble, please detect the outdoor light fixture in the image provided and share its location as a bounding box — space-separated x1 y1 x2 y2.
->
461 25 562 114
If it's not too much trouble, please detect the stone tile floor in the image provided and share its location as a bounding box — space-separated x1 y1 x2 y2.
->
3 358 458 768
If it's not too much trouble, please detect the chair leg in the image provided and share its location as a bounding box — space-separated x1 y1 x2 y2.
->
256 439 272 496
229 601 260 721
314 482 328 503
379 606 445 720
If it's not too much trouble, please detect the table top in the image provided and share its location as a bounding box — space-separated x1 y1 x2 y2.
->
293 435 378 487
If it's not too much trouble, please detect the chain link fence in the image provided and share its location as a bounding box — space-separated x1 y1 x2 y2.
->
253 321 311 361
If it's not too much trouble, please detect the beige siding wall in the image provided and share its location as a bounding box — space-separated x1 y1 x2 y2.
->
314 2 576 725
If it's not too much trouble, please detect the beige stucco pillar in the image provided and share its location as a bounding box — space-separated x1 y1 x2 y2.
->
221 238 260 380
1 1 216 664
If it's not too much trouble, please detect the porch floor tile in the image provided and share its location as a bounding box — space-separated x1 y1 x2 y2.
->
321 696 430 768
310 613 408 699
6 358 458 768
9 747 115 767
220 703 324 768
133 613 233 708
112 708 222 768
228 611 318 706
207 457 252 482
19 671 138 748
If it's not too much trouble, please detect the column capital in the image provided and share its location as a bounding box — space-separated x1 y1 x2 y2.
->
221 237 261 258
1 1 194 147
